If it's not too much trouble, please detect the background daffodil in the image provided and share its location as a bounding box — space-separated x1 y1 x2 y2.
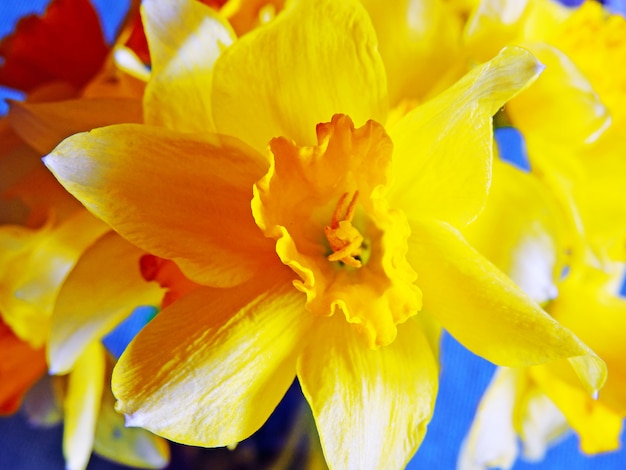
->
459 147 626 468
0 1 172 468
42 0 607 468
458 0 626 264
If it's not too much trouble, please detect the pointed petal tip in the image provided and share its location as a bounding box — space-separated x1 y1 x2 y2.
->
47 341 76 376
112 393 136 425
568 353 607 397
489 46 545 104
46 361 66 376
503 45 546 77
123 410 143 428
536 59 547 76
42 142 67 172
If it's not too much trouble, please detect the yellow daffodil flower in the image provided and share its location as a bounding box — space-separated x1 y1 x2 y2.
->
43 0 606 468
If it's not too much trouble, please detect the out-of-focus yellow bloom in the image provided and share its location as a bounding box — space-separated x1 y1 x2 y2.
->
0 2 171 468
43 0 606 468
365 0 625 264
463 0 626 263
454 5 626 465
460 158 626 469
1 107 169 470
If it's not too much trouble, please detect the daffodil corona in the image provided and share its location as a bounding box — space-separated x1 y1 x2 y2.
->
253 114 420 347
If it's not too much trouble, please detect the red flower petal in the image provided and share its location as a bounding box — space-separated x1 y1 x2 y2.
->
140 254 200 308
0 318 47 415
0 0 109 92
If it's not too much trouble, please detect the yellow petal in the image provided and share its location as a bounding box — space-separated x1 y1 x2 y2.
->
579 128 626 262
507 42 611 150
520 0 570 42
360 0 465 105
112 265 309 447
94 360 169 469
530 364 624 454
211 0 387 152
389 46 543 227
416 310 443 360
297 315 438 470
63 341 106 470
44 124 276 287
142 0 235 132
0 210 108 347
463 0 531 62
0 224 51 346
406 218 605 394
48 231 164 375
463 158 572 304
549 273 626 415
8 98 143 154
546 1 626 129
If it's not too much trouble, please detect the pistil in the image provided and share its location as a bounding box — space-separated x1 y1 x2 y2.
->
324 191 364 268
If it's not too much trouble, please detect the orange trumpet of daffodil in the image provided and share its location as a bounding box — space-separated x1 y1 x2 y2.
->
43 0 606 468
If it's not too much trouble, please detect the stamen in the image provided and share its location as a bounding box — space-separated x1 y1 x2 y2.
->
324 191 364 268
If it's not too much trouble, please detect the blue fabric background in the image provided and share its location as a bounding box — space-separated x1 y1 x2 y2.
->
1 1 625 468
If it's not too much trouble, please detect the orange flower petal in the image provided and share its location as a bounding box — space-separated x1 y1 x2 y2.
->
8 97 143 155
44 124 276 287
139 255 201 308
0 319 46 414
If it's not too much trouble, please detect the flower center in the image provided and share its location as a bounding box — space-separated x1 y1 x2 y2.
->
324 191 364 267
251 114 421 347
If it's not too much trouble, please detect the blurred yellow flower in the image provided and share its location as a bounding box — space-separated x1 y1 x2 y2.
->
461 156 626 468
0 2 171 467
461 0 626 264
